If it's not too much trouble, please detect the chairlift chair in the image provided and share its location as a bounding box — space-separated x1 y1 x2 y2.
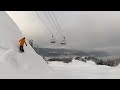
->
61 42 66 45
51 36 56 43
60 37 66 45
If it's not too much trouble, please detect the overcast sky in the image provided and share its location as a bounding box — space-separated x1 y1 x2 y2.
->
6 11 120 54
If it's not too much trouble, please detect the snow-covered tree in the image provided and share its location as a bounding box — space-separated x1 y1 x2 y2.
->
29 39 33 48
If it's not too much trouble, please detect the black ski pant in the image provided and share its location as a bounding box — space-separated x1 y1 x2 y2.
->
20 46 24 52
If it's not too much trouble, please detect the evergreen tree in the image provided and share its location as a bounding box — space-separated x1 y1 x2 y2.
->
29 39 33 48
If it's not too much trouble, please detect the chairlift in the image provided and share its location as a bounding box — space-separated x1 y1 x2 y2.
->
51 36 56 43
60 37 66 45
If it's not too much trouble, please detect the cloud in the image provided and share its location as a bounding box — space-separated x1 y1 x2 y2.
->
6 11 120 54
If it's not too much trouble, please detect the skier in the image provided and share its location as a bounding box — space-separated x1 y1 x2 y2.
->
19 37 27 52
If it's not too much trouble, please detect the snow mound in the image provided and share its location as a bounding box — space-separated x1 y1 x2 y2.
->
0 11 56 79
48 59 120 79
48 59 96 68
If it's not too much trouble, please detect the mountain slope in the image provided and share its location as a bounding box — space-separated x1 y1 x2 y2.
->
0 11 55 79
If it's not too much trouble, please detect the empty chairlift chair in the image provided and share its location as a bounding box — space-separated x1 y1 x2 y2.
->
51 36 56 43
61 37 66 45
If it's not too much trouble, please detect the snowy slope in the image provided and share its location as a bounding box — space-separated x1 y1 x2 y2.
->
3 11 120 79
0 11 56 79
49 59 120 79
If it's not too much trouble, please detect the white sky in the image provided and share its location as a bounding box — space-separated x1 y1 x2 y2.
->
6 11 120 55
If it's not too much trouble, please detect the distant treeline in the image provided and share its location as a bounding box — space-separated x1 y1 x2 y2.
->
48 56 120 67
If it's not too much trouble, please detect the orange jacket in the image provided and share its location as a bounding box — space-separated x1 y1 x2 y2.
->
19 38 27 46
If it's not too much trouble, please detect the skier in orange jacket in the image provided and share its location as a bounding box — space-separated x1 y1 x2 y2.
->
19 37 27 52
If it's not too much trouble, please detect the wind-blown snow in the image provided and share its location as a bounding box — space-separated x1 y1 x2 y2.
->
0 11 56 79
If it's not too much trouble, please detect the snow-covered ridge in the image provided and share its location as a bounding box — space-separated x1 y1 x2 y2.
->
0 11 56 79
